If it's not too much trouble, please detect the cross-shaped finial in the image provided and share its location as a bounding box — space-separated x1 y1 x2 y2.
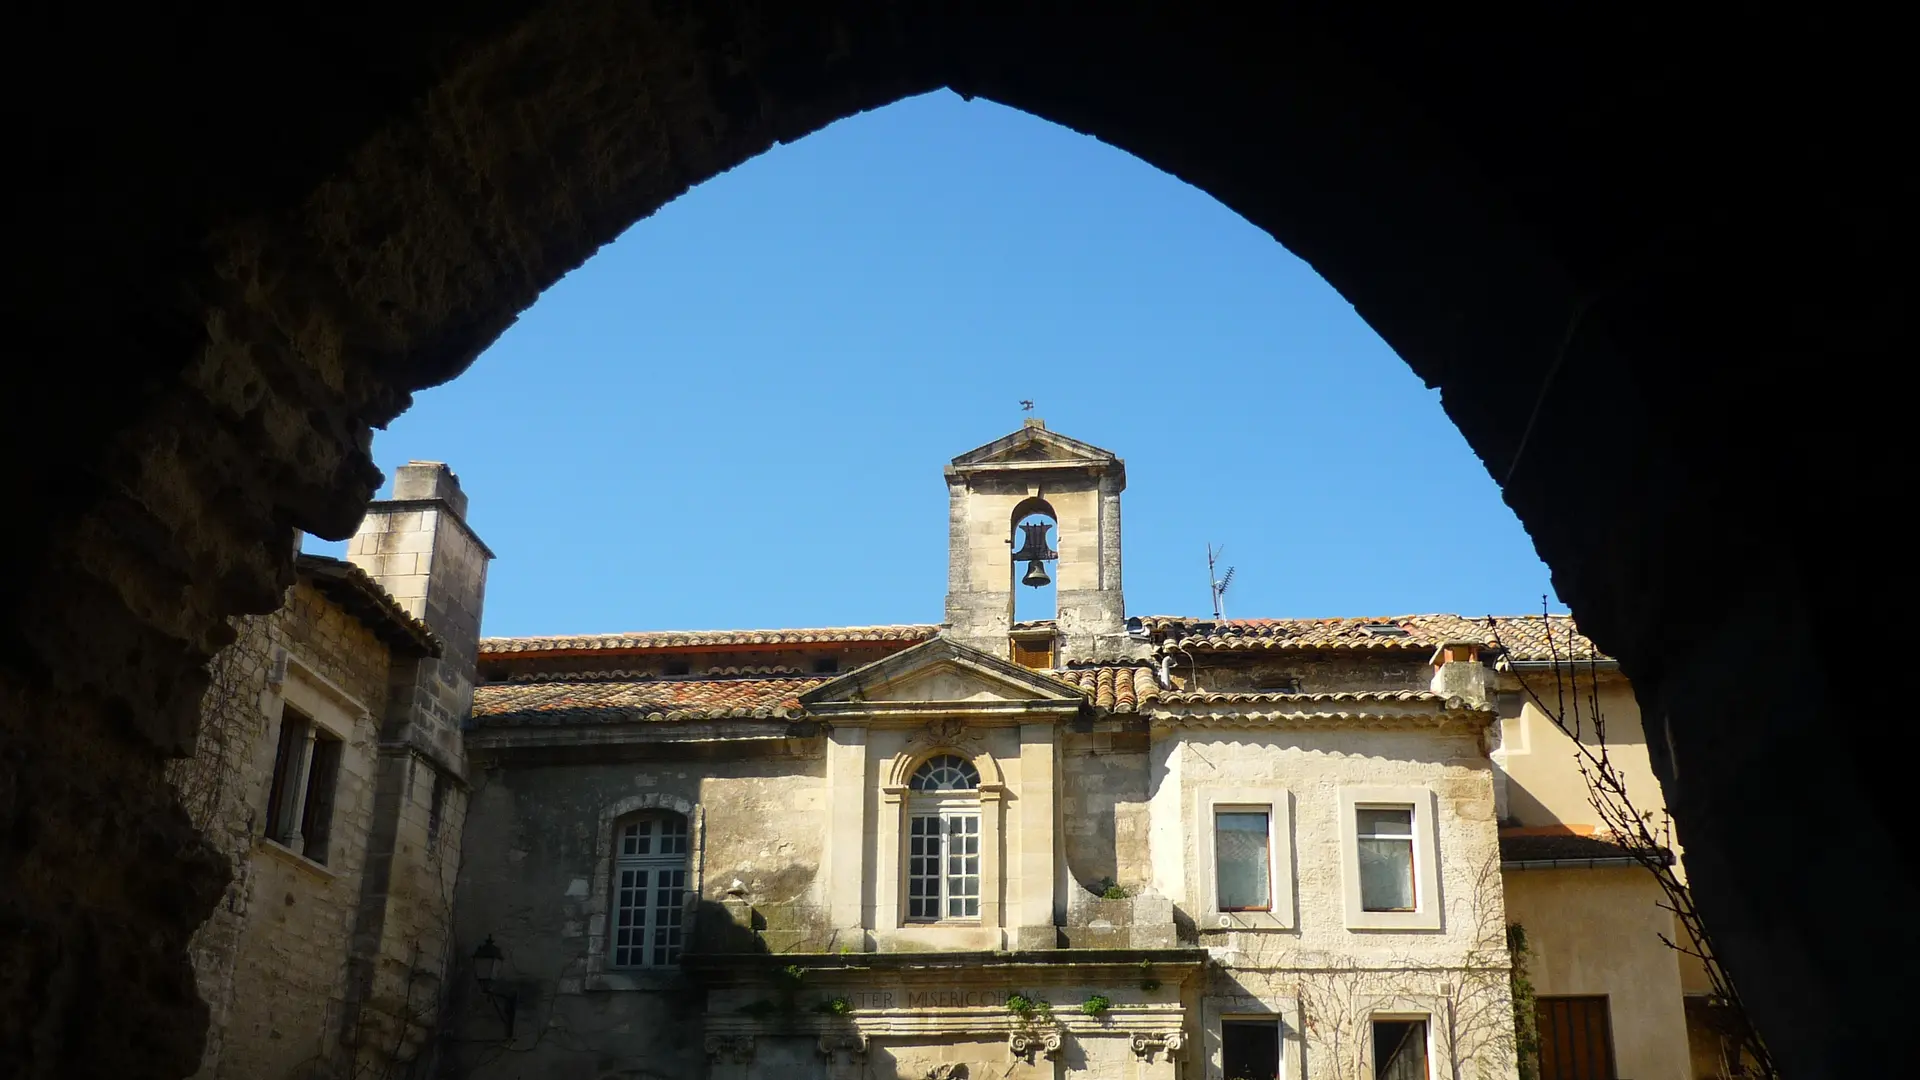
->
1019 399 1035 413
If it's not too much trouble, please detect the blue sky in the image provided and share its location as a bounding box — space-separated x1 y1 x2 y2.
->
308 91 1564 637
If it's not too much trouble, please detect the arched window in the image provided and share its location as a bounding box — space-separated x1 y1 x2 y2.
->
907 754 982 921
612 812 689 967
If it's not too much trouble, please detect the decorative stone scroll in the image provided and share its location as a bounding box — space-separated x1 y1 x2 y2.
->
817 1033 871 1063
1130 1031 1186 1062
1008 1029 1063 1064
704 1034 756 1063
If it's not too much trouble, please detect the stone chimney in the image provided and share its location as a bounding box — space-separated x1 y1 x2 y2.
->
347 461 492 769
1429 640 1491 706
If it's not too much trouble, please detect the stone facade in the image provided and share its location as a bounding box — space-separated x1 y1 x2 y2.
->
169 463 489 1079
444 428 1551 1080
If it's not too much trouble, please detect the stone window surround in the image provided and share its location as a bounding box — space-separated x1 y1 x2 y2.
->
255 656 368 876
876 745 1007 935
584 792 703 990
1336 786 1443 931
1193 786 1296 931
1368 1009 1438 1074
1201 995 1301 1080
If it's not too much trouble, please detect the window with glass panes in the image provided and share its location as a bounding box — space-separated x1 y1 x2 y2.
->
1356 806 1417 912
612 813 689 967
906 754 982 921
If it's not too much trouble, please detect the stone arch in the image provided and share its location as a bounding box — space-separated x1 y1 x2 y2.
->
886 740 1006 792
584 793 705 982
4 4 1902 1073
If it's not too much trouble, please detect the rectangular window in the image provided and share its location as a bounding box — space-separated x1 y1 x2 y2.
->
1221 1019 1281 1080
907 811 980 921
1371 1018 1428 1080
262 704 342 865
612 815 689 967
1536 996 1615 1080
1356 806 1417 912
299 730 342 865
264 707 310 844
1214 809 1273 911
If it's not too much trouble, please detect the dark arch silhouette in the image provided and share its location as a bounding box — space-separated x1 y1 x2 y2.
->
4 4 1900 1075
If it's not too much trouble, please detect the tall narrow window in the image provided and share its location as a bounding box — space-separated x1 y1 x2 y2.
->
612 812 689 967
906 753 981 921
262 704 343 865
1214 809 1273 911
264 707 309 844
1356 806 1417 912
1372 1018 1428 1079
299 731 342 865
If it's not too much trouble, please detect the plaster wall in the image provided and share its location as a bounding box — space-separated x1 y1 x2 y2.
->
1504 868 1690 1080
1496 681 1665 832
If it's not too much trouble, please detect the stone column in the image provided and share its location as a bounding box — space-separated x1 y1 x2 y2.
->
284 723 319 849
705 1034 756 1080
979 784 1006 937
1131 1032 1185 1080
873 786 906 934
824 727 868 940
1013 723 1058 949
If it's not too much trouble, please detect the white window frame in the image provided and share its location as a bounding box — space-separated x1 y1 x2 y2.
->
610 813 690 968
1194 787 1294 930
1367 1012 1434 1079
1337 787 1442 930
906 801 982 922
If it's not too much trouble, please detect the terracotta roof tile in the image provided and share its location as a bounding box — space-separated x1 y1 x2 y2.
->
472 676 830 727
478 624 938 656
1050 664 1162 712
1135 614 1601 661
294 554 441 658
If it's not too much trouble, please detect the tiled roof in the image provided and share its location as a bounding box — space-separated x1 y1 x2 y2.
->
472 675 829 727
478 624 939 656
1157 688 1464 707
1051 664 1163 711
294 555 441 658
1136 614 1601 661
1500 831 1673 866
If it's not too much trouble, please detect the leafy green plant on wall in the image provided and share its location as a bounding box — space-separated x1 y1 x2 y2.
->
1091 876 1129 900
817 995 854 1017
1508 923 1541 1080
1080 994 1112 1017
1138 960 1160 992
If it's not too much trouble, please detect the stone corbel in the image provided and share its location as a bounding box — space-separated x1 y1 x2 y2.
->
704 1034 756 1064
817 1033 870 1062
1130 1031 1186 1062
1008 1029 1063 1063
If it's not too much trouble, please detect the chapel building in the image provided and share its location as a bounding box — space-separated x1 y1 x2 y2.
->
441 423 1698 1080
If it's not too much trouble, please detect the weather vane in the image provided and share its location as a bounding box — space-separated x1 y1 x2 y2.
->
1020 400 1035 414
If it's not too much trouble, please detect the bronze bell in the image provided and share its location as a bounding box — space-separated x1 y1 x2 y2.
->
1012 521 1056 588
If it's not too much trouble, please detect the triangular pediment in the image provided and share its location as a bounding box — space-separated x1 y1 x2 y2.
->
799 636 1081 708
948 423 1118 471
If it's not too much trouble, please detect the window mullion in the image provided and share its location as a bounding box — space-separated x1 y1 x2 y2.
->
285 722 318 849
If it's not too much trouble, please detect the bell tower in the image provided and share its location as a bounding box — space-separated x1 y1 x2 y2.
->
943 419 1140 661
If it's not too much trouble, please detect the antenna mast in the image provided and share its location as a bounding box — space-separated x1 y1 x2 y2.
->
1207 544 1237 621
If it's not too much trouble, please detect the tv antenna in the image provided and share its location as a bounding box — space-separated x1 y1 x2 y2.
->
1207 544 1236 621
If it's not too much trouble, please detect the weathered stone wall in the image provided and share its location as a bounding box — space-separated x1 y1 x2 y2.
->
1059 726 1153 915
1149 722 1516 1078
1178 654 1432 696
169 579 394 1079
2 5 1903 1074
445 747 828 1075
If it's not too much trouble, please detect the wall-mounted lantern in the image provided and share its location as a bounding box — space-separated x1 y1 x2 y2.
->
472 935 516 1037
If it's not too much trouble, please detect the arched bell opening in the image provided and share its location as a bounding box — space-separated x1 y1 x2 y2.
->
1009 498 1059 626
